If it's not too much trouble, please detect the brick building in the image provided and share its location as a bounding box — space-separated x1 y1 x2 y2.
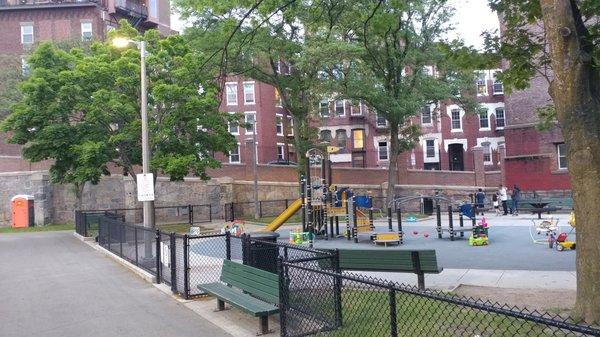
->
220 69 506 175
0 0 172 171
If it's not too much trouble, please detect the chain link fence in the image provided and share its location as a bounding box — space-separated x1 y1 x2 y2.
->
279 262 600 337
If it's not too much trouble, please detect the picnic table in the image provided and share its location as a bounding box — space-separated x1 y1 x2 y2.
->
527 202 557 219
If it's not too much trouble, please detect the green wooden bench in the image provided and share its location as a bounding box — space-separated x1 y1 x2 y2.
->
198 260 279 335
335 249 442 290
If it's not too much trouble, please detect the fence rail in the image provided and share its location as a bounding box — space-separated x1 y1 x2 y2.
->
279 261 600 337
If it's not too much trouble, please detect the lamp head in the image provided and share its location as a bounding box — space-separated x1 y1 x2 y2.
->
112 37 131 49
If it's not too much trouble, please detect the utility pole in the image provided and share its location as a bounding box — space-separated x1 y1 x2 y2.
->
252 120 259 220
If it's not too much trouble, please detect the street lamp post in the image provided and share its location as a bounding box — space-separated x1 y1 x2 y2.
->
113 38 155 231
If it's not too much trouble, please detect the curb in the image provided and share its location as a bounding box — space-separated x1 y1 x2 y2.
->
83 240 156 283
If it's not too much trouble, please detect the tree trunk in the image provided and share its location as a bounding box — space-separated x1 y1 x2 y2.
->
540 0 600 323
387 122 400 207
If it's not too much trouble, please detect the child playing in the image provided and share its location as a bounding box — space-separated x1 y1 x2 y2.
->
492 193 501 216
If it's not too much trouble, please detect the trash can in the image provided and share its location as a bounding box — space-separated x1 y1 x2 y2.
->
11 195 34 228
246 232 281 274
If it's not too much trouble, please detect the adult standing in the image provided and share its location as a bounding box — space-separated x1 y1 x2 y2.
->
499 185 508 215
475 188 486 215
511 184 521 216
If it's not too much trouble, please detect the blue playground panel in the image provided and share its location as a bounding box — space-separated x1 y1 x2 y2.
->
460 204 475 219
355 195 372 208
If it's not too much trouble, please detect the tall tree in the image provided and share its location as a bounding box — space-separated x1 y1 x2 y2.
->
490 0 600 322
1 21 236 210
320 0 483 204
175 0 338 173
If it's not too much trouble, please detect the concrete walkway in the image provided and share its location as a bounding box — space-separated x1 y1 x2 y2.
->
0 231 232 337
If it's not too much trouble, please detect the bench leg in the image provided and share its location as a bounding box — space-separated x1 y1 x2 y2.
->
258 316 270 335
217 299 225 311
417 273 425 290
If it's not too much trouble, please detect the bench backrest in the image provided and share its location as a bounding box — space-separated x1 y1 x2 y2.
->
220 260 279 304
337 249 440 273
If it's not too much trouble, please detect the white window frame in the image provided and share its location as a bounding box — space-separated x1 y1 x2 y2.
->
479 108 491 130
243 81 255 105
482 142 492 164
81 21 93 41
277 143 285 160
320 129 332 142
493 71 504 95
423 138 440 163
319 99 330 117
287 117 294 136
244 111 257 135
21 24 33 45
475 71 488 96
377 140 389 161
335 100 345 117
229 144 241 163
495 107 505 129
276 114 284 136
421 105 433 125
376 114 388 128
228 112 239 135
450 109 462 132
225 82 238 106
557 143 568 170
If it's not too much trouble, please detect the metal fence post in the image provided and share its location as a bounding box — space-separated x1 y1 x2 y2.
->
183 234 190 299
209 204 212 222
188 204 193 225
155 229 161 284
277 257 287 337
230 203 235 221
134 227 139 266
225 231 231 261
259 201 263 218
333 249 343 328
389 283 398 337
119 224 123 257
107 219 111 251
170 233 177 293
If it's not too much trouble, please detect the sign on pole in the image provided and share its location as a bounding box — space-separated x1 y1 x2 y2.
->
136 173 155 201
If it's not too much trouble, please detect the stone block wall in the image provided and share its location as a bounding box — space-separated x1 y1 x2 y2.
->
0 171 52 226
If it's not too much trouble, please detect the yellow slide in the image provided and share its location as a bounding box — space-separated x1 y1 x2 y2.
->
262 198 302 232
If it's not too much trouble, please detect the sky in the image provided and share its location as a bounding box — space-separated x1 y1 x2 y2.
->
170 0 499 50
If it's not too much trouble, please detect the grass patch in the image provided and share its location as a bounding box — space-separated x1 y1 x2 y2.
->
157 223 212 234
0 223 74 234
295 289 573 337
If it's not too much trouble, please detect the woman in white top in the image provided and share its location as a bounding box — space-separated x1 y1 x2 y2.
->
499 185 508 215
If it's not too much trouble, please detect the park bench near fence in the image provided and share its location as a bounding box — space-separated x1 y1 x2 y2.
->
199 260 280 335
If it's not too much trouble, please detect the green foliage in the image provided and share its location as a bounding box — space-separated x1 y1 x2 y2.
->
0 56 25 120
1 20 236 188
535 104 557 131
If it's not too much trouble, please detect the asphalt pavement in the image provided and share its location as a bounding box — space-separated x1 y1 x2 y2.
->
0 231 232 337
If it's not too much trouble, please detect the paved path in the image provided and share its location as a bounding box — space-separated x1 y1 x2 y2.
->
0 231 232 337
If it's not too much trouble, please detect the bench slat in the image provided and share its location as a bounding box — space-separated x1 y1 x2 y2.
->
337 249 441 273
220 260 279 304
199 283 279 317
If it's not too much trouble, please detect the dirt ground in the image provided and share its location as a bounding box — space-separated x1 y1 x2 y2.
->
454 285 576 314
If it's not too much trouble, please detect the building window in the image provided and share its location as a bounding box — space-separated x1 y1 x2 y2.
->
557 143 567 169
335 100 345 116
479 109 489 129
352 129 364 149
495 108 505 128
320 130 332 142
378 141 389 160
81 22 93 41
228 113 239 135
335 129 347 148
376 114 388 128
275 89 282 106
229 144 241 163
244 112 256 134
21 24 33 45
226 83 237 105
21 57 30 77
275 115 283 135
148 0 158 17
287 117 294 136
451 109 461 130
352 152 365 168
320 100 329 117
350 101 362 116
243 82 255 104
424 162 440 170
421 106 432 124
475 71 487 95
493 71 503 94
277 144 285 160
426 139 436 158
482 142 492 163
